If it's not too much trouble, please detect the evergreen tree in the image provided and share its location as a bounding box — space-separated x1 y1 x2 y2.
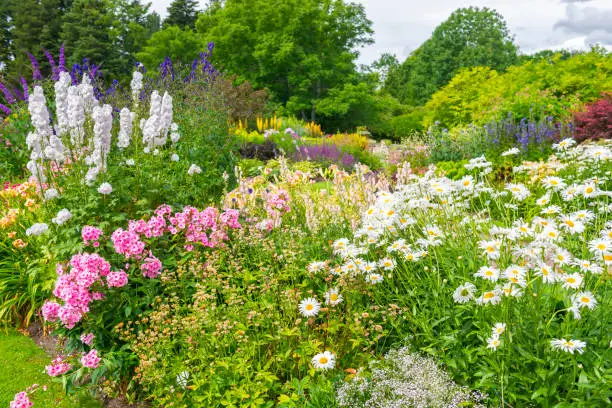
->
61 0 117 74
164 0 199 29
9 0 72 80
143 11 162 37
0 0 13 73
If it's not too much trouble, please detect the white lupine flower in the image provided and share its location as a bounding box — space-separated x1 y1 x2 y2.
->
125 159 135 166
26 223 49 236
171 153 179 162
188 164 202 175
117 108 134 149
98 182 113 195
501 147 520 157
130 70 143 104
52 209 72 225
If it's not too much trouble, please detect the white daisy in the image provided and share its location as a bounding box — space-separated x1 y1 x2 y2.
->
298 297 321 317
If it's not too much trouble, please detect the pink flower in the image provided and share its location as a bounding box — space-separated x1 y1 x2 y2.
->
80 333 95 346
41 301 61 322
58 304 82 329
141 253 162 278
106 271 128 288
82 226 103 246
10 391 33 408
81 349 101 369
111 228 145 258
45 356 72 377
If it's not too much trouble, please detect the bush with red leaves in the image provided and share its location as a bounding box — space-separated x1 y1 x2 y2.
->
573 93 612 143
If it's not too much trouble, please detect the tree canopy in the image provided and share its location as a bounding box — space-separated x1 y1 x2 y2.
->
194 0 373 120
385 6 518 106
164 0 200 29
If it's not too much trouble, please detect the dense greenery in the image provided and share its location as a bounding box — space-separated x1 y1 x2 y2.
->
384 7 518 106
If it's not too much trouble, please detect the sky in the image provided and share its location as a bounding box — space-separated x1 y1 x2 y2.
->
149 0 612 64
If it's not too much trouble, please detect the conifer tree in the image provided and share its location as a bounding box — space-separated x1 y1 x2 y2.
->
164 0 199 29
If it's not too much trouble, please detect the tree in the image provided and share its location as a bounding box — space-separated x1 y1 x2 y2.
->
9 0 72 80
61 0 117 74
110 0 151 77
0 0 13 72
143 11 162 37
137 26 203 69
196 0 373 120
385 7 518 106
164 0 200 29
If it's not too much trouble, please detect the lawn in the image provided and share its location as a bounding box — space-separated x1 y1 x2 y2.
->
0 330 100 408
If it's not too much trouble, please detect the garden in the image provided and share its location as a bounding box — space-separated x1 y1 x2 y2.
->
1 1 611 408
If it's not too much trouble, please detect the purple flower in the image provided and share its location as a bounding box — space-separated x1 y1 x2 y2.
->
0 103 11 116
59 43 66 72
0 83 15 104
20 77 29 100
28 52 43 81
43 49 59 80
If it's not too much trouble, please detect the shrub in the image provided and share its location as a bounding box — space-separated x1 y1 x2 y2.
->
389 106 426 138
336 347 487 407
422 49 612 129
573 93 612 143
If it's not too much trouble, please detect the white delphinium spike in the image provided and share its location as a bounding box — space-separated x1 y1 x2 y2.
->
28 86 53 140
67 85 86 147
117 107 134 149
157 91 173 145
78 74 98 114
130 70 143 105
54 72 72 136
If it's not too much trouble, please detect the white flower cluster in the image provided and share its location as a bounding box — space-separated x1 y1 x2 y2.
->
25 223 49 236
84 104 113 184
23 70 182 189
52 209 72 225
130 70 143 105
26 86 65 183
142 90 175 151
117 107 135 149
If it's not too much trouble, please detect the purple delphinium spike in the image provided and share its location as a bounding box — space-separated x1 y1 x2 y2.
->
0 103 11 116
27 52 43 81
43 49 59 80
0 83 15 104
20 77 29 100
59 43 66 72
12 87 23 101
70 63 81 84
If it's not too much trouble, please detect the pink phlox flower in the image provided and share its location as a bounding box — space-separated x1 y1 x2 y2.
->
45 356 72 377
80 349 101 369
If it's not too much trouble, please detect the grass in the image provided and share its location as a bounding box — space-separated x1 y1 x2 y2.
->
0 329 101 407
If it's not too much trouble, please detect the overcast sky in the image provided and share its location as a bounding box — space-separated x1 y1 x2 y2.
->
149 0 612 64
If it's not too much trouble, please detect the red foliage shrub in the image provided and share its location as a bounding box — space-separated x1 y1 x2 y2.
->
573 93 612 143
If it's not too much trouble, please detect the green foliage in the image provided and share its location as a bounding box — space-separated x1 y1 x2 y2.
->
423 49 612 129
164 0 200 29
316 82 406 139
137 26 203 69
386 6 518 106
8 0 70 80
434 160 469 180
195 0 373 119
389 106 426 138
